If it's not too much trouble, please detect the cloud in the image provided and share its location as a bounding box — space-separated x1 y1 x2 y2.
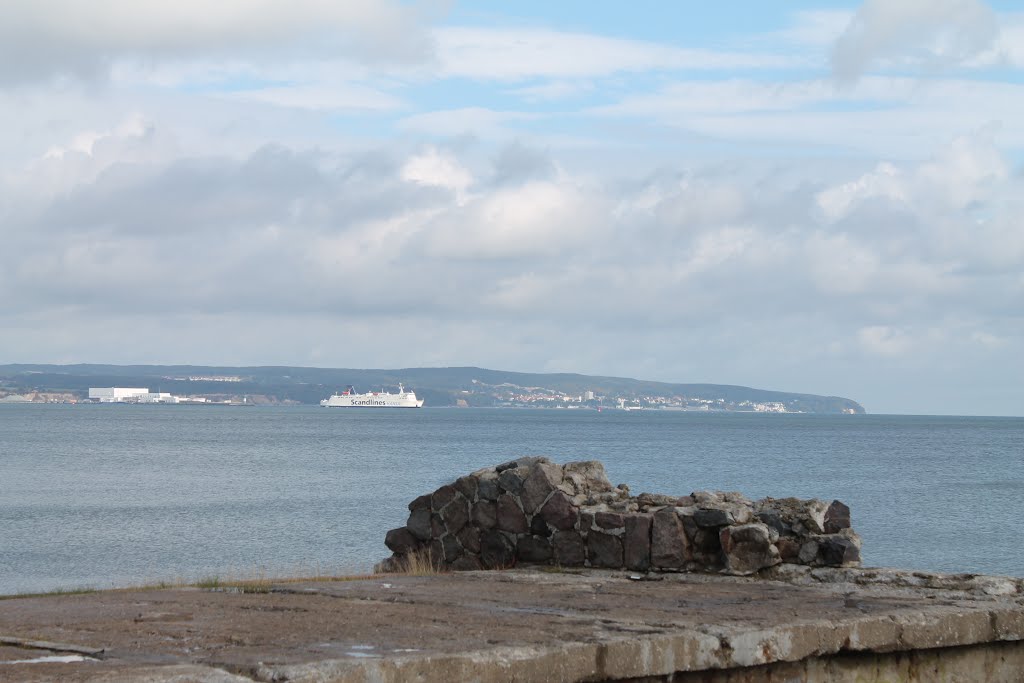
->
433 27 798 82
832 0 999 82
592 75 1024 157
400 147 474 202
816 128 1007 221
857 325 914 355
222 83 404 112
398 107 537 138
0 0 432 85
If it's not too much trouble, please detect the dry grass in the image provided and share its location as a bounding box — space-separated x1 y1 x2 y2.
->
378 547 442 576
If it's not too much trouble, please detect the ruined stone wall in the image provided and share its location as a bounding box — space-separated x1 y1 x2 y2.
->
382 457 861 575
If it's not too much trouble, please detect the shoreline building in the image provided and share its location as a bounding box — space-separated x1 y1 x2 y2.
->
88 387 150 403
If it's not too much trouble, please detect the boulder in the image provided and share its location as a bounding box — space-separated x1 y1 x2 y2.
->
651 507 689 569
440 496 470 534
480 530 515 569
497 468 526 495
720 523 780 575
431 485 457 512
496 494 528 534
476 472 501 501
384 527 419 555
595 511 625 530
562 461 613 494
539 491 578 531
406 508 432 541
818 530 862 567
824 500 852 533
454 475 478 500
624 514 652 571
552 531 586 566
408 494 431 512
517 536 554 563
457 526 481 554
471 500 497 530
587 531 623 568
441 534 464 563
520 461 564 514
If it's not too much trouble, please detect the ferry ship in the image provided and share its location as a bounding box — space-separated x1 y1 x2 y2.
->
320 383 425 408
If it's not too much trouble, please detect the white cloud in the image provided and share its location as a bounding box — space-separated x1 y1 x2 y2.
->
593 76 1024 157
832 0 998 82
778 10 856 48
0 0 431 84
858 325 914 355
816 162 906 221
398 107 536 138
433 27 798 82
400 147 474 203
507 80 596 103
816 129 1007 222
422 179 603 260
222 83 404 112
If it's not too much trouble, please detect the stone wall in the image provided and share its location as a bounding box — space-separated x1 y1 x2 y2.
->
381 457 860 575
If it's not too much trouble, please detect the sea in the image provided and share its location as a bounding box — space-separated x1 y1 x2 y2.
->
1 404 1022 595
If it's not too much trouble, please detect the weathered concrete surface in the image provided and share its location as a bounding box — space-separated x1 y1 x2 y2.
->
1 567 1023 682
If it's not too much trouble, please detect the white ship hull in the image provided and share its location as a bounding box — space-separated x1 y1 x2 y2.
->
320 384 424 408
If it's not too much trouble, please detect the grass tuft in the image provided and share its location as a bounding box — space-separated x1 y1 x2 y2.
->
380 547 441 576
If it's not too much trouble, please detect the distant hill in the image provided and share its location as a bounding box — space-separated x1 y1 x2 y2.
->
0 364 865 414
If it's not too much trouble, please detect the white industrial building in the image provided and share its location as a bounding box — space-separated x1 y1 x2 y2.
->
89 387 151 402
87 387 208 404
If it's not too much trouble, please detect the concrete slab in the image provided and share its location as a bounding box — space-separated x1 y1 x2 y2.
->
1 567 1022 682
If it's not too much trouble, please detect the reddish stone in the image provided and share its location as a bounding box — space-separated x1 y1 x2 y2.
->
595 512 625 530
776 537 801 562
824 500 851 533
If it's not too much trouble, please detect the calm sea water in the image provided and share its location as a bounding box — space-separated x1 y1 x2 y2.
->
1 405 1022 594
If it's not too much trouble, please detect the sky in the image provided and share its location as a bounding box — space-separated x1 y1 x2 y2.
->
1 1 1022 416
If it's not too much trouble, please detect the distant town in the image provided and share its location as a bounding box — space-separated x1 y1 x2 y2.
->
458 379 808 413
0 364 866 414
1 377 853 414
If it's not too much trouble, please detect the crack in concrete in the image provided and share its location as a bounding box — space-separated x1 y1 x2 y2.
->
0 635 105 659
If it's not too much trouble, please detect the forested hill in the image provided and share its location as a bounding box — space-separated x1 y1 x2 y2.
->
0 364 865 414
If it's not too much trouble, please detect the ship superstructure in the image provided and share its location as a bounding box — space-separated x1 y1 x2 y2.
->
320 383 424 408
